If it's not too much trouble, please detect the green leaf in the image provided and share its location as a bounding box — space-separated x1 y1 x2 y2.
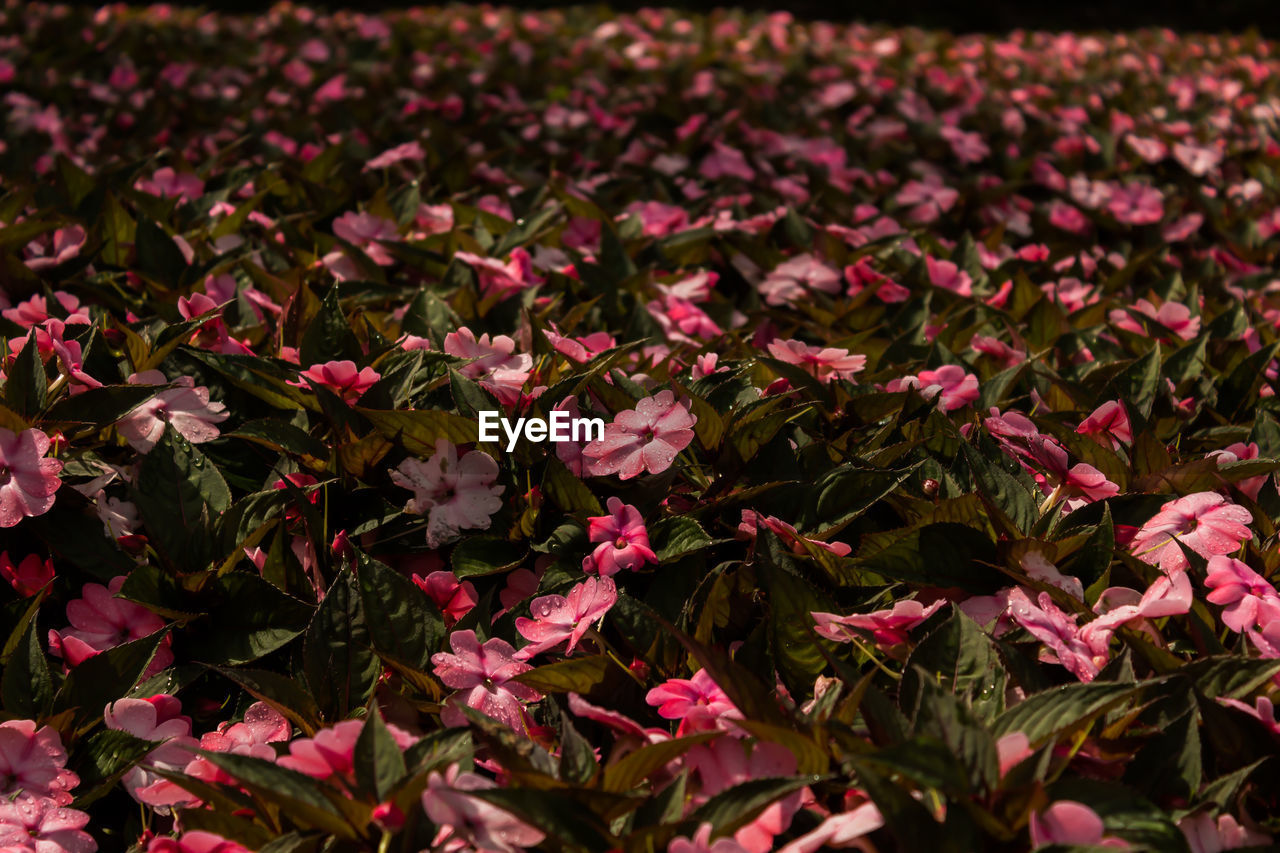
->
649 516 714 562
856 523 1003 593
136 215 189 285
2 612 55 718
356 551 444 671
199 751 358 838
513 655 612 694
542 457 603 515
1183 656 1280 699
469 787 618 853
45 385 159 426
188 574 314 665
72 729 159 807
209 665 322 734
904 608 1005 723
1047 777 1189 851
451 536 527 578
756 533 837 696
557 710 599 785
602 732 720 793
1104 344 1161 420
228 420 329 460
357 407 479 455
299 287 362 366
993 681 1145 745
132 432 230 569
686 776 821 839
56 629 167 728
5 329 47 417
813 464 918 535
303 567 379 720
354 711 407 800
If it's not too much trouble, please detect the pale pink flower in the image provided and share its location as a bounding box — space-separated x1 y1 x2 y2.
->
776 801 884 853
24 226 86 272
1208 442 1267 501
2 292 89 328
1006 588 1102 682
924 256 973 296
1129 492 1253 575
0 428 63 528
996 732 1034 777
583 497 657 576
0 721 79 804
289 360 381 403
758 254 842 306
691 353 728 380
582 391 696 480
884 365 979 411
48 576 174 678
1109 298 1200 340
1077 400 1133 450
278 718 416 782
431 630 542 731
646 669 741 735
413 571 478 625
1108 183 1164 225
104 696 199 808
390 440 503 549
443 328 533 407
422 764 545 853
0 552 54 597
1179 811 1269 853
333 211 400 266
969 334 1025 368
700 142 755 182
766 339 866 384
1079 572 1194 657
686 739 803 853
0 794 96 853
415 203 454 236
515 576 617 659
1204 556 1280 633
454 249 543 300
1030 801 1129 848
812 600 943 648
116 371 228 453
1173 142 1223 177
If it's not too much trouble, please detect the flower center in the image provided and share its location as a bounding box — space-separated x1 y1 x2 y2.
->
615 537 628 549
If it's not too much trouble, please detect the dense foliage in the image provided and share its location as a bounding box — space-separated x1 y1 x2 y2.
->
3 3 1280 851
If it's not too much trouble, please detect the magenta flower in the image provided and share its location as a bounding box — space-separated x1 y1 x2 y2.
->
390 440 503 549
431 629 542 731
1077 400 1132 450
0 794 96 853
0 721 79 805
0 428 63 529
443 327 533 407
812 599 943 648
1204 556 1280 633
1129 492 1253 575
884 365 979 411
48 576 174 678
116 371 229 454
289 360 381 403
413 571 478 626
332 211 400 265
583 497 657 576
766 338 866 384
515 576 617 660
454 248 543 300
422 764 545 853
645 669 740 735
0 551 54 597
1030 801 1129 848
582 390 696 480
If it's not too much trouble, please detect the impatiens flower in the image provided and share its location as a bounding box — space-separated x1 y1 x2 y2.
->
0 795 96 853
1107 182 1164 225
1203 556 1280 633
413 571 479 625
812 599 944 648
48 576 174 678
1077 400 1132 450
2 292 89 328
0 551 54 597
1208 442 1268 501
116 371 229 453
1178 811 1269 853
686 738 804 853
278 718 416 781
1217 695 1280 737
884 365 979 411
146 831 253 853
1006 587 1102 682
739 510 851 557
646 668 741 735
454 248 543 299
924 256 973 296
103 696 199 809
758 254 842 306
515 576 617 659
1030 801 1129 848
390 440 504 549
1129 492 1253 575
443 327 533 406
0 721 79 804
422 764 545 853
183 703 291 789
289 359 381 403
332 210 400 265
1109 298 1200 340
582 390 696 479
669 823 751 853
765 339 866 384
24 225 86 271
583 497 657 576
135 167 203 202
364 140 425 170
431 629 542 731
0 428 63 528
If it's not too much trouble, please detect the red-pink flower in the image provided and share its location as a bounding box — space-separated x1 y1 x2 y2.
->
48 576 174 678
146 831 253 853
0 551 54 597
278 718 416 782
766 339 866 384
443 327 533 407
454 249 543 300
289 360 381 403
884 365 979 411
1077 400 1133 450
332 211 400 266
431 629 542 731
0 428 63 528
1006 587 1102 682
583 497 657 576
515 576 617 659
645 669 740 735
1204 556 1280 633
669 823 752 853
0 721 79 804
924 256 973 296
582 391 696 480
686 738 804 853
117 371 228 453
0 794 95 853
1030 801 1129 848
413 571 479 626
812 599 943 648
1109 298 1200 340
390 440 503 549
422 764 545 853
739 510 851 557
1129 492 1253 575
1107 183 1164 225
184 703 291 790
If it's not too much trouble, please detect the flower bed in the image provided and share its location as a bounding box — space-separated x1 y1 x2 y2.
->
3 3 1280 851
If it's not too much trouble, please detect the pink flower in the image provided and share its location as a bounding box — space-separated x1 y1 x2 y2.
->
1006 587 1102 682
415 203 454 236
765 339 866 384
996 732 1034 777
0 721 79 804
925 256 973 296
776 801 884 853
24 226 86 272
625 201 690 238
146 831 253 853
1077 400 1133 450
1030 801 1129 848
1208 442 1268 501
758 254 842 306
413 571 478 626
184 702 291 790
1028 439 1121 511
332 211 400 265
884 365 979 411
582 391 696 480
48 576 174 678
289 360 381 403
431 630 542 731
669 823 752 853
686 739 803 853
645 669 741 735
135 167 204 202
0 428 63 528
1109 298 1200 340
1179 811 1269 853
422 764 545 853
117 371 229 454
278 718 416 782
104 696 199 808
812 599 943 648
443 328 533 407
2 292 89 328
390 440 503 549
1204 556 1280 633
1107 183 1164 225
739 510 851 557
649 293 721 342
364 140 425 171
0 552 54 597
700 142 755 182
583 497 657 576
515 576 617 659
1217 695 1280 736
454 249 543 300
1129 492 1253 575
0 795 96 853
1173 142 1223 177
